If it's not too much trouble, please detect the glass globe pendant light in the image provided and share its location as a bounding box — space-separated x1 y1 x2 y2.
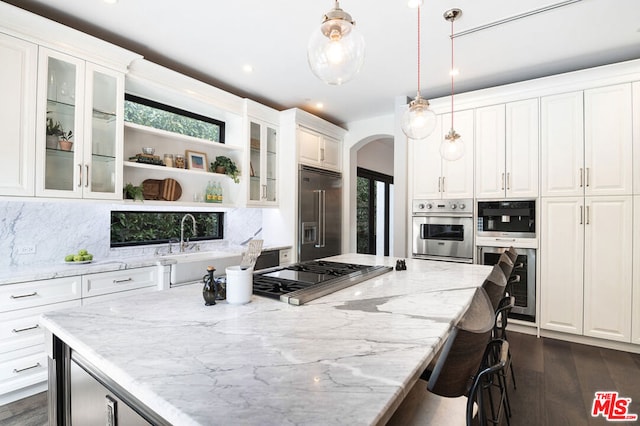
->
307 1 365 85
440 8 464 161
401 6 437 140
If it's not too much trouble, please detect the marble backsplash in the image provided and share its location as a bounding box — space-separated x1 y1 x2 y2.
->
0 200 263 268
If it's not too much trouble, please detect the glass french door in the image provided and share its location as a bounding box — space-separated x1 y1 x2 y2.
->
356 167 393 255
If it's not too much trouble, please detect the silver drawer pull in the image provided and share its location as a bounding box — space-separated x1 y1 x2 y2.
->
13 362 41 373
12 324 40 333
113 278 133 284
10 291 38 299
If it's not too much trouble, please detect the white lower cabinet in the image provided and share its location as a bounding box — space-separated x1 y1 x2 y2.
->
0 276 82 404
0 266 158 404
82 267 157 302
632 196 640 344
540 196 633 342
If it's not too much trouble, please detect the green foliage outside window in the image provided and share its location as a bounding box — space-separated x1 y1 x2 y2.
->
110 211 223 247
124 94 224 142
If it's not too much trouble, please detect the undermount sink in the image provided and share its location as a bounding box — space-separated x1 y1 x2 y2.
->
163 251 243 286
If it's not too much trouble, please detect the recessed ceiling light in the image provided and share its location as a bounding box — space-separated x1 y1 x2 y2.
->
315 102 324 109
242 64 253 73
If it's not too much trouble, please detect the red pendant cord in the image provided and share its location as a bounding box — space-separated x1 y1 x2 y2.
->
417 7 421 95
450 17 454 131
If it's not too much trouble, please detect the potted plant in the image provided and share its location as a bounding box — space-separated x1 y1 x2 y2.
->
46 117 62 149
58 129 73 151
210 155 240 183
123 183 144 201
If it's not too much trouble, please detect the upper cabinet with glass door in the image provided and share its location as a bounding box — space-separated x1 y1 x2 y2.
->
245 100 279 206
36 47 124 199
248 119 278 205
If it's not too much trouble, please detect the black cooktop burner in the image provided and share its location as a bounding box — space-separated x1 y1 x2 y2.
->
252 260 390 302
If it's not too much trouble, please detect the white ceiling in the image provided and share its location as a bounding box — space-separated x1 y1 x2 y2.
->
5 0 640 126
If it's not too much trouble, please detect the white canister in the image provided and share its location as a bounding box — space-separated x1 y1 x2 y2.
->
225 266 253 304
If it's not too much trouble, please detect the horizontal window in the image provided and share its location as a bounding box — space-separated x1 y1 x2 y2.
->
110 211 223 247
124 94 225 143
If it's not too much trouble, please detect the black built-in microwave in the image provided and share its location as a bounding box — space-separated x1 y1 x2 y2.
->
477 200 535 238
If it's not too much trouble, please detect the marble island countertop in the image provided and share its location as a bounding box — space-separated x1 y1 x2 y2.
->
41 254 492 425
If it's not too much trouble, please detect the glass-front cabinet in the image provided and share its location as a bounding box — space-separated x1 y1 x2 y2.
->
248 118 278 205
36 47 124 199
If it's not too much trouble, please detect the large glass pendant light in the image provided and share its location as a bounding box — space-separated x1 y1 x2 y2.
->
440 8 464 161
307 1 365 85
401 6 437 140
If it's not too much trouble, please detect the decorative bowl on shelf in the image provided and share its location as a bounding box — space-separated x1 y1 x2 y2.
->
142 147 155 155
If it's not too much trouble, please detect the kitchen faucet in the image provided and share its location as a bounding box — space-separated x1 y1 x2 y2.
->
180 214 197 252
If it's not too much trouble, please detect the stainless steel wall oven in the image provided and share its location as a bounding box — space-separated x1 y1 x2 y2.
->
412 199 473 263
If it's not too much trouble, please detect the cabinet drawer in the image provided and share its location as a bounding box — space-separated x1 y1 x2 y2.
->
82 285 157 306
0 349 48 395
0 300 81 354
82 267 157 298
0 276 81 313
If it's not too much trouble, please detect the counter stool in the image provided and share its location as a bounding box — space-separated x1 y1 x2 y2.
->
388 287 496 425
506 246 518 263
497 252 514 282
482 264 508 312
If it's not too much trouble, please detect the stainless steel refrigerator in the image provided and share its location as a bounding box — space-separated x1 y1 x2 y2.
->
298 165 342 261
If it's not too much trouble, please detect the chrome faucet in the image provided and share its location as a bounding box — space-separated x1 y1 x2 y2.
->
180 214 197 252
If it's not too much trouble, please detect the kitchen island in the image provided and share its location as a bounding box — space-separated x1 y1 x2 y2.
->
41 254 492 425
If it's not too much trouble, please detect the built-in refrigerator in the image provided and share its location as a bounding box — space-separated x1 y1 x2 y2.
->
298 165 342 262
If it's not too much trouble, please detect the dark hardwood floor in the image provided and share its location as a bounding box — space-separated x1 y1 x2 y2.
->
507 332 640 425
1 333 639 425
0 390 47 426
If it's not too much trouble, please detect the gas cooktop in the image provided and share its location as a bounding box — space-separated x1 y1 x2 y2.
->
253 260 393 305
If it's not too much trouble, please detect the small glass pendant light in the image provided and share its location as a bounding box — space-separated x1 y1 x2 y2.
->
402 6 437 140
307 1 365 85
440 8 464 161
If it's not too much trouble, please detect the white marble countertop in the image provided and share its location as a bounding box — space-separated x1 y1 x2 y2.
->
0 244 291 286
40 254 492 425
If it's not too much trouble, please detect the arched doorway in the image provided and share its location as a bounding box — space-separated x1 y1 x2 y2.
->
355 137 394 255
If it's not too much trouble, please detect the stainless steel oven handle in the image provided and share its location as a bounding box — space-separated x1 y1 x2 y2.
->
495 238 516 242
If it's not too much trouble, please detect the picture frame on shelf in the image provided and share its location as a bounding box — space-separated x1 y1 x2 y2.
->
186 150 208 171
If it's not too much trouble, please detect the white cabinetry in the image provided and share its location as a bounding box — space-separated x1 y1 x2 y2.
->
123 123 243 206
633 196 640 345
475 99 538 199
411 110 474 199
0 266 158 404
246 100 279 206
0 276 82 405
540 196 632 342
299 127 342 172
541 84 632 197
35 47 126 200
0 32 37 197
81 267 158 304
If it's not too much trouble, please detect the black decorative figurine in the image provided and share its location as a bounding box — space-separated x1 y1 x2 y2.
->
202 266 219 305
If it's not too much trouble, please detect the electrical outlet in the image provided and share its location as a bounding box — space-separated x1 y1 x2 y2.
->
17 245 36 255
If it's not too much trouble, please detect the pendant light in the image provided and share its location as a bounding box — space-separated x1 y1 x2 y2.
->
401 6 437 140
440 8 464 161
307 1 365 85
